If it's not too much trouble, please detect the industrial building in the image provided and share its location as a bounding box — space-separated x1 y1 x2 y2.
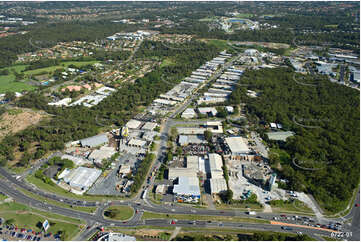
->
209 178 228 194
153 98 177 106
126 119 142 129
197 96 227 105
127 138 147 147
197 107 218 117
59 167 101 191
181 108 197 119
141 122 157 131
168 168 197 180
173 176 201 198
88 146 116 164
80 134 109 148
225 136 250 158
207 153 223 172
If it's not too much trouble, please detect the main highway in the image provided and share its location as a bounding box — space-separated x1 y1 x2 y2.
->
0 178 341 240
0 52 359 241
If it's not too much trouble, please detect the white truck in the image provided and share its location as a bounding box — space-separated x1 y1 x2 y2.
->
247 211 256 215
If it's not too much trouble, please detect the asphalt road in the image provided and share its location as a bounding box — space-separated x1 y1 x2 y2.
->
0 179 337 240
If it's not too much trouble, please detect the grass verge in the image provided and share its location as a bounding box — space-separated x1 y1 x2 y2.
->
103 205 134 221
18 187 96 213
0 201 83 240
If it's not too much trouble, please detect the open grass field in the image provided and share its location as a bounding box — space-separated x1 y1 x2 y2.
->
0 202 83 240
235 13 254 18
23 60 99 75
103 205 134 221
0 64 35 93
270 199 314 215
160 58 175 68
141 211 269 224
206 39 233 51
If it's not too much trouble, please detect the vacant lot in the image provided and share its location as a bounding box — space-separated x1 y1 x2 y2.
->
0 108 46 141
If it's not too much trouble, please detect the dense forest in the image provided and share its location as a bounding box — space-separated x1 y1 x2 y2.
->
228 68 360 213
0 40 220 168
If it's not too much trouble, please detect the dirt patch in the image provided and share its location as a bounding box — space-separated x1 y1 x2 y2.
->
134 229 163 237
0 108 47 140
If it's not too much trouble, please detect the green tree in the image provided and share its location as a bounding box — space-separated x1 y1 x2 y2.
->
5 92 16 101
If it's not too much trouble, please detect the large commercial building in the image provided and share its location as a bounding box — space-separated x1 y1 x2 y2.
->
209 178 228 194
88 146 116 164
225 136 250 158
126 119 142 129
173 176 201 198
60 167 101 191
181 108 197 119
168 168 197 180
80 134 109 148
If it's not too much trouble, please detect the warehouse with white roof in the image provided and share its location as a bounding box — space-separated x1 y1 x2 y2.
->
61 167 101 192
80 134 109 148
126 119 142 129
168 168 197 180
225 136 250 157
209 178 228 194
173 176 201 198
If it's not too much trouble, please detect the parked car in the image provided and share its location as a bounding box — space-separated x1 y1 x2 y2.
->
281 226 293 231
